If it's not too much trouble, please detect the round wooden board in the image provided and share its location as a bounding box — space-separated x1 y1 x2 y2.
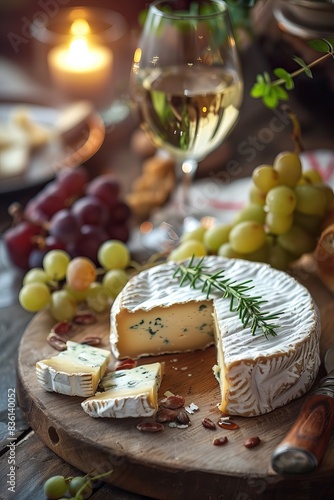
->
17 261 334 500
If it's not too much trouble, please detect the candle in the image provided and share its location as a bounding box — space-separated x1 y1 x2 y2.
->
47 18 113 108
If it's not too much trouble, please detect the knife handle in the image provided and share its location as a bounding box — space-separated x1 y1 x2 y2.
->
271 393 334 475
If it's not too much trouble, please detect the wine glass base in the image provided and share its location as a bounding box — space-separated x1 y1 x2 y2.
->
138 203 212 253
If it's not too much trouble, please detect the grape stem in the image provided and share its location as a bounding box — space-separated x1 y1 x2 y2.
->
174 256 283 339
75 469 113 499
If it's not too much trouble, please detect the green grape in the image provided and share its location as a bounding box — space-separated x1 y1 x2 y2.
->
66 257 96 291
251 164 280 193
167 239 207 262
293 211 322 236
302 169 323 185
86 282 110 312
217 243 243 259
266 212 293 235
43 250 71 281
23 268 49 285
69 476 93 499
203 224 232 253
294 185 327 216
181 225 206 243
273 151 302 187
245 241 270 263
98 240 130 270
233 203 266 226
19 282 51 312
296 177 309 186
102 269 129 298
315 183 334 211
229 221 266 254
249 185 266 206
265 186 296 216
43 475 68 499
277 225 316 258
268 243 295 271
64 283 90 303
50 289 77 321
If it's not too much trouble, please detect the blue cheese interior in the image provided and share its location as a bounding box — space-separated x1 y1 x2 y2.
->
81 362 163 418
36 341 111 397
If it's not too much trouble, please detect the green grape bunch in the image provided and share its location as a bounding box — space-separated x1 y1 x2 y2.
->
168 150 334 272
43 470 112 499
19 241 131 321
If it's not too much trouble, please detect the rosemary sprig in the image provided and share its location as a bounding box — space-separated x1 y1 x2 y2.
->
174 256 282 339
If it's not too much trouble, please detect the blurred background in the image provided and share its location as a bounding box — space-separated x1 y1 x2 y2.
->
0 0 333 212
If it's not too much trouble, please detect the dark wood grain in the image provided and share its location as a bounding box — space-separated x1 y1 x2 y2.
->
0 431 150 500
15 262 334 500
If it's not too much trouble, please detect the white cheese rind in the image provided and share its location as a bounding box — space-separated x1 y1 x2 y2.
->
110 256 320 417
81 362 163 418
36 341 111 397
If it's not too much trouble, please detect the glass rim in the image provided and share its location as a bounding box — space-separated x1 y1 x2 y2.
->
150 0 228 20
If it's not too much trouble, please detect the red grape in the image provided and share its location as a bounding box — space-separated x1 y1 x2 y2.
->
24 200 49 224
56 167 89 198
49 209 80 244
4 222 41 269
108 201 131 225
43 181 69 204
71 196 109 227
106 224 130 243
44 235 66 251
33 192 66 219
68 225 108 262
86 175 120 210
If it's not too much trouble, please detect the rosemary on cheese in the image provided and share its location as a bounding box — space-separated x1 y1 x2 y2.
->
174 256 282 339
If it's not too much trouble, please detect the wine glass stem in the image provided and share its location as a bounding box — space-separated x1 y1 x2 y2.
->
180 158 198 217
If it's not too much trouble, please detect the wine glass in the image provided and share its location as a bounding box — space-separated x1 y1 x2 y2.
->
131 0 243 248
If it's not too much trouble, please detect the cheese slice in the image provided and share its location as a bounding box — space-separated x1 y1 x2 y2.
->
81 362 163 418
36 341 111 397
110 256 320 417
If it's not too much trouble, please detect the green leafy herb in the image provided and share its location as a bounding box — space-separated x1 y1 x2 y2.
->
174 256 282 339
251 38 334 109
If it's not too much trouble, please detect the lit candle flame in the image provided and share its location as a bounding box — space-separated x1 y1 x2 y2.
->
70 18 91 36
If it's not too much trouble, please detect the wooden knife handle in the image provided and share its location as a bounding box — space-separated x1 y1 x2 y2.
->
271 393 334 475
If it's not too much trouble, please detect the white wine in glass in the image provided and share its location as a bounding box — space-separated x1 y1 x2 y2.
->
131 0 243 247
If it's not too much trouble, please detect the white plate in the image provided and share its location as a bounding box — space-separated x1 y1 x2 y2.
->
0 99 105 194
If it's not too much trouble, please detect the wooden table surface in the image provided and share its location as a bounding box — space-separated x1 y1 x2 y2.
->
1 34 334 499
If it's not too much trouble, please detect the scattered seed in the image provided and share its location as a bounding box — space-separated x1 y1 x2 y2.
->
176 409 191 425
213 436 228 446
217 418 239 430
80 336 101 346
155 408 178 423
244 436 261 448
159 395 185 409
115 358 137 371
47 333 67 351
136 421 164 433
73 312 97 325
51 321 74 335
202 417 216 430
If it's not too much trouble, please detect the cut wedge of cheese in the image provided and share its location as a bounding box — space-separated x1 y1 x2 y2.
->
81 362 163 418
36 341 111 397
110 256 320 417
